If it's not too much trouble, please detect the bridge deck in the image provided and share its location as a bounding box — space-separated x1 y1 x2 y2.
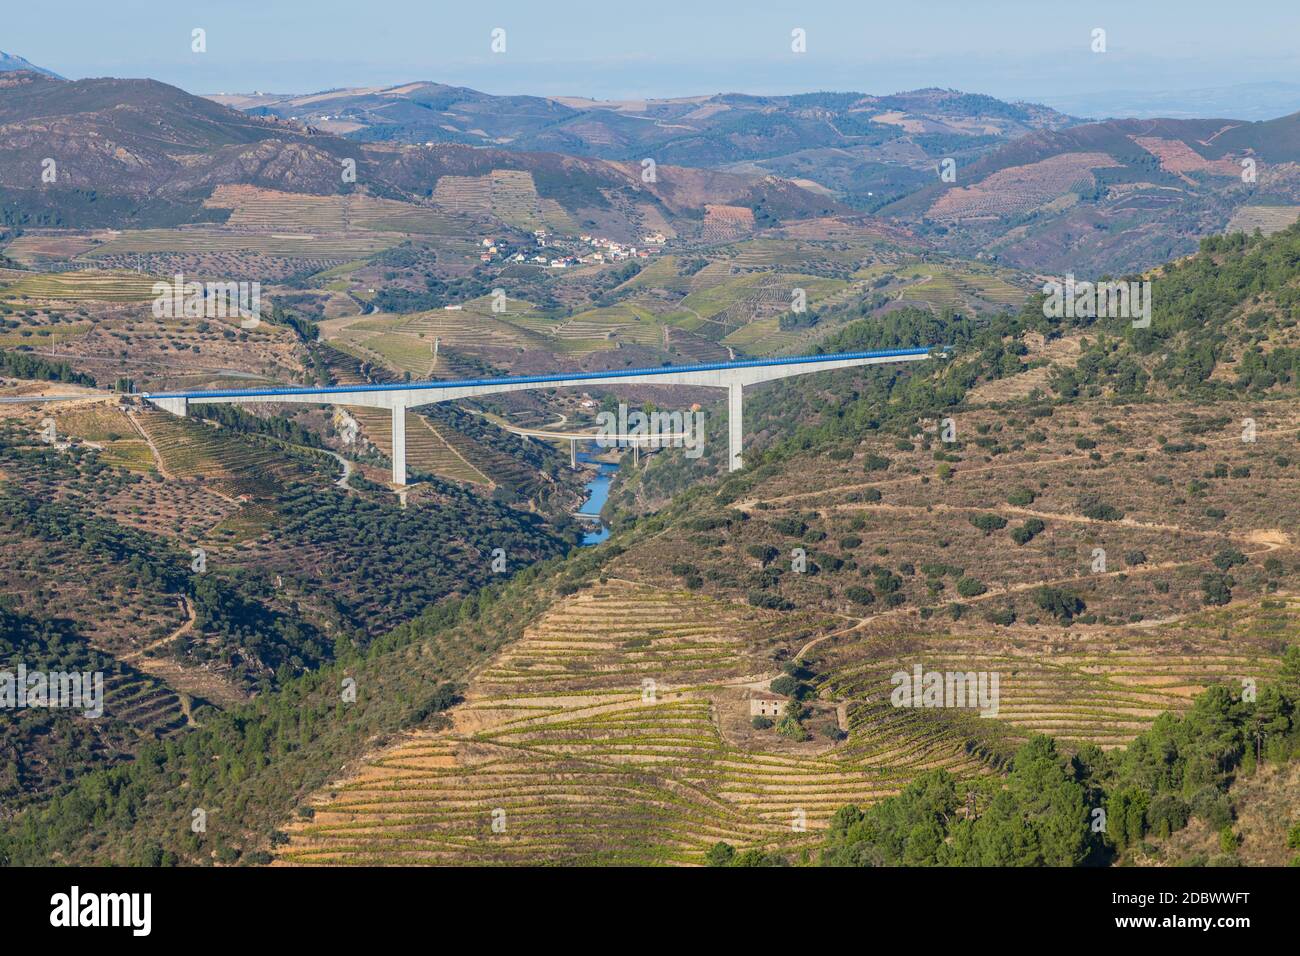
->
143 348 932 401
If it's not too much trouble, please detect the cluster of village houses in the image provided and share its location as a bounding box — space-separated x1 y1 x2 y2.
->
477 229 668 268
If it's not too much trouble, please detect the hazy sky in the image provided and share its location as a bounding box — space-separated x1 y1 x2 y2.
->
8 0 1300 109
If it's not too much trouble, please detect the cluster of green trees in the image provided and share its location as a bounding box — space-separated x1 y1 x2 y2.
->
0 439 334 685
370 270 495 313
812 652 1300 867
0 348 96 386
711 656 1300 867
0 383 588 863
0 601 184 808
1056 225 1300 398
0 554 575 866
264 480 571 639
425 403 567 499
190 404 325 449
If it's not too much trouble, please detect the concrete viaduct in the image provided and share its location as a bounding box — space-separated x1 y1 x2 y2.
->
143 347 936 485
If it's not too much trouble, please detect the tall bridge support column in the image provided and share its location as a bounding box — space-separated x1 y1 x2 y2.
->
570 438 577 469
391 404 407 486
727 382 743 472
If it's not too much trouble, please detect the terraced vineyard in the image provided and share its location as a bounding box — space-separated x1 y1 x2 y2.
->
348 407 489 485
551 303 663 350
54 404 136 442
401 304 545 350
721 316 802 355
663 272 845 349
132 410 322 499
926 152 1122 221
51 405 159 474
617 255 695 294
279 581 993 865
99 665 190 740
896 269 1027 311
85 229 403 259
0 269 161 302
701 204 755 243
205 185 471 237
1225 204 1300 237
325 306 548 371
820 624 1286 750
267 334 1300 866
431 169 577 233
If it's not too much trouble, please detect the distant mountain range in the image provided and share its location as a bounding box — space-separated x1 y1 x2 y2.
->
205 80 1300 273
0 71 842 239
5 67 1300 275
209 84 1080 210
884 112 1300 273
0 51 61 79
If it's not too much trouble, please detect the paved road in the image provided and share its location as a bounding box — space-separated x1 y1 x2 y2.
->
0 393 112 404
323 448 355 488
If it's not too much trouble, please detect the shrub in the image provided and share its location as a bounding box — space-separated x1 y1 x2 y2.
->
1190 788 1233 830
770 675 799 697
706 842 736 866
1146 794 1190 838
1007 487 1036 506
1011 518 1045 545
1218 826 1240 853
969 513 1008 534
770 517 806 537
747 591 793 610
777 715 810 742
1078 495 1124 521
690 513 736 531
751 716 774 730
956 576 987 598
985 607 1016 626
1200 572 1233 606
845 585 876 606
1033 586 1085 622
1212 548 1247 571
873 569 903 594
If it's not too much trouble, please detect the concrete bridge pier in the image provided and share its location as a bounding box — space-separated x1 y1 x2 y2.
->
152 396 188 417
727 382 743 472
391 403 407 486
570 438 578 469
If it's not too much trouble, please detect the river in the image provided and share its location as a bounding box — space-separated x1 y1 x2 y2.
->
576 451 617 545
